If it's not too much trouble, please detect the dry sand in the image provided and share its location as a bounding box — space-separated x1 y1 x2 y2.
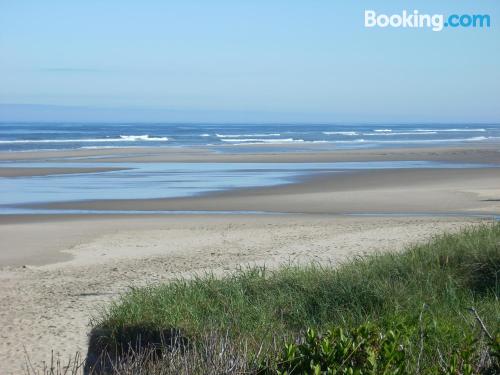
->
0 214 491 373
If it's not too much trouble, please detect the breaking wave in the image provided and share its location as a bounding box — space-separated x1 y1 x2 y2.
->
0 135 168 144
323 131 359 136
216 133 281 138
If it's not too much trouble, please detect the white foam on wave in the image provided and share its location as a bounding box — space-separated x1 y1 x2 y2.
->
229 140 328 146
80 146 143 149
335 136 494 144
331 139 367 144
414 128 486 132
118 135 169 141
323 131 359 136
200 134 211 137
364 131 438 136
216 133 281 138
0 134 168 144
220 135 498 146
374 129 392 132
221 138 302 144
297 136 495 145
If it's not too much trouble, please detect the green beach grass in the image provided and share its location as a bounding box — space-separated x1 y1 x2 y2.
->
85 223 499 373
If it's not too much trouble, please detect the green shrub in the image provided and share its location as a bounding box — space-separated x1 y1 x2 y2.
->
263 324 407 375
262 323 499 375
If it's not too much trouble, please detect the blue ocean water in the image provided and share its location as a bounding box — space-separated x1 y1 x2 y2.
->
0 123 499 152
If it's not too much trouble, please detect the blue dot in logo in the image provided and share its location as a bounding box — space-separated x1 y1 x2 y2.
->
444 22 449 27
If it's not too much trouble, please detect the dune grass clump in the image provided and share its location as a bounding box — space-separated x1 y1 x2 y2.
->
84 223 499 373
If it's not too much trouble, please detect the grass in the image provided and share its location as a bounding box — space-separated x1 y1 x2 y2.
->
84 223 499 373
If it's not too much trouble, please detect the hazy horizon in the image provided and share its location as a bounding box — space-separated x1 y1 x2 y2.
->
1 103 500 124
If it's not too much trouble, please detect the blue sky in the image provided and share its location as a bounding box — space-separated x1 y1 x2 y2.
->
0 0 499 122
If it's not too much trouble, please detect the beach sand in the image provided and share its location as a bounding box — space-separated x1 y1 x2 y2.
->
1 143 500 164
0 215 491 373
0 144 499 373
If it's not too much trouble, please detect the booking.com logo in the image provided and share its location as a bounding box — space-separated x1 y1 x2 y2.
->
365 10 491 31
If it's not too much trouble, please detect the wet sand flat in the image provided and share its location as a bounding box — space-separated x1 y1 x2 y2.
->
1 144 499 164
33 168 500 216
0 166 127 177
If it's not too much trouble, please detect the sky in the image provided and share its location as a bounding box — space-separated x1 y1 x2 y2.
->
0 0 499 123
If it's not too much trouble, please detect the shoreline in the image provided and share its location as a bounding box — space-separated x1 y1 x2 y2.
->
1 143 500 164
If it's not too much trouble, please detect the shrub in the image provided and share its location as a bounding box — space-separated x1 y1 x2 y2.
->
263 324 407 374
262 323 499 375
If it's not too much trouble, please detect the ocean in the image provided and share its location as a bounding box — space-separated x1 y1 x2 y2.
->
0 123 499 152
